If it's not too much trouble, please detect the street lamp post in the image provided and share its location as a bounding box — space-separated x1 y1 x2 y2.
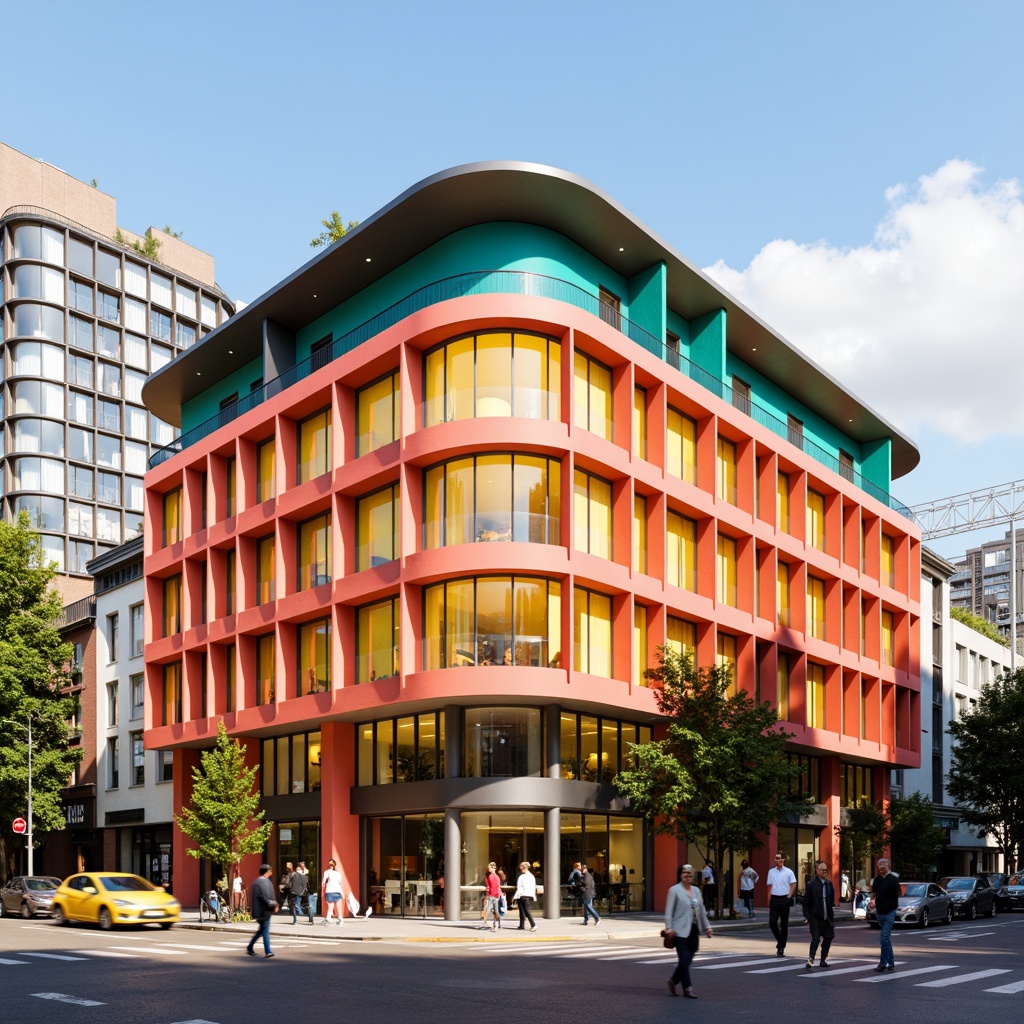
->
3 716 33 876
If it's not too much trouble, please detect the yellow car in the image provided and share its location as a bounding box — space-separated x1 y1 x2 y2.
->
53 873 180 930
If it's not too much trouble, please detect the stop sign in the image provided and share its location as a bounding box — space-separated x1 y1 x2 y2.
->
12 818 26 834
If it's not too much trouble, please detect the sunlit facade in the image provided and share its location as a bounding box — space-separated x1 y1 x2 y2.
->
143 163 922 914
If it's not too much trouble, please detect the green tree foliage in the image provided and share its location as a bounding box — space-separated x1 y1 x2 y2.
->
310 211 359 249
950 606 1008 647
614 646 809 917
114 227 162 261
162 224 183 239
0 515 81 882
888 791 946 878
175 721 273 885
947 669 1024 871
834 800 889 886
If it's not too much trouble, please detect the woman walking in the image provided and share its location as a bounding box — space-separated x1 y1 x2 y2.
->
321 858 344 925
738 859 759 918
663 864 713 999
513 861 538 931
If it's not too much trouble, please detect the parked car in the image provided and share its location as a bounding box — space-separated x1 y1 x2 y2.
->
0 876 63 918
52 873 180 930
865 881 953 928
937 875 996 919
982 873 1013 912
1001 872 1024 911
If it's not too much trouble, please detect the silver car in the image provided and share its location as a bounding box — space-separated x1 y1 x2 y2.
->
0 875 63 918
866 880 953 928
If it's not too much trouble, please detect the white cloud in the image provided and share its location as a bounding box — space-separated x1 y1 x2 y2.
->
704 160 1024 443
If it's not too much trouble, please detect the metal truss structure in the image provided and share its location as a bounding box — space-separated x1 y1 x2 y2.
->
909 479 1024 541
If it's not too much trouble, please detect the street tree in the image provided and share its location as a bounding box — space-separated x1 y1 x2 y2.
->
888 791 946 878
175 721 273 893
834 800 888 888
0 514 82 882
310 211 359 248
614 646 810 918
946 668 1024 871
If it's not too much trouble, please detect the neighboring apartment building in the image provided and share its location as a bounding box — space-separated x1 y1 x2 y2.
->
908 548 1012 877
141 162 923 914
0 140 234 606
949 530 1024 646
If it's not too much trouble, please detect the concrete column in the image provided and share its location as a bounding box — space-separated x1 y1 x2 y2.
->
545 806 561 919
444 808 461 922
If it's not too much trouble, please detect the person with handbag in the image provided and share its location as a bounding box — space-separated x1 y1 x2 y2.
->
662 864 713 999
512 861 538 931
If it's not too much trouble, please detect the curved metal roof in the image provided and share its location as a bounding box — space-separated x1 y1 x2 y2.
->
142 161 919 479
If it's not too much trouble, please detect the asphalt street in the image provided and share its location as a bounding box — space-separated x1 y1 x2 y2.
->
1 913 1022 1024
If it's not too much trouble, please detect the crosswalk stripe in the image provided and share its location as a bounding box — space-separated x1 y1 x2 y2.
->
929 931 996 941
519 945 620 957
107 945 188 956
984 979 1024 994
0 957 28 965
598 951 671 960
71 949 137 958
554 947 640 958
748 963 825 974
858 965 958 982
799 963 892 977
21 953 89 961
501 943 588 952
916 969 1011 988
696 958 792 970
636 957 685 964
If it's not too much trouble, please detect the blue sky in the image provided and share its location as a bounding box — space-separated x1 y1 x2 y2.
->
6 1 1023 557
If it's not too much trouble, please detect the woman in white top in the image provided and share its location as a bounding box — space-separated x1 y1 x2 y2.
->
663 865 713 999
321 858 344 925
512 862 538 931
738 859 759 918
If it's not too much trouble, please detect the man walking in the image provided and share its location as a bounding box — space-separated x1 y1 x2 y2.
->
869 857 900 973
766 853 797 957
567 861 583 915
802 860 835 968
581 864 601 926
289 863 311 924
247 863 278 959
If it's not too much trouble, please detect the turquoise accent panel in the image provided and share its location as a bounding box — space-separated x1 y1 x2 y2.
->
689 309 726 382
182 356 262 432
861 438 893 494
626 262 666 344
666 309 692 346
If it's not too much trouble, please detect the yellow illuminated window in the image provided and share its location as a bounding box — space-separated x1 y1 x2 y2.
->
777 562 790 626
881 610 894 666
667 511 697 591
634 387 647 460
633 495 647 574
717 534 737 606
257 534 276 605
807 662 825 728
807 576 825 640
634 605 648 686
574 469 612 559
573 351 612 441
225 643 236 713
881 534 895 587
162 662 181 725
861 600 868 655
298 408 331 483
357 597 399 683
226 457 236 518
299 617 331 695
777 472 790 533
298 513 331 590
667 407 696 484
717 437 737 505
357 485 398 570
257 438 275 503
777 653 790 720
225 549 236 616
717 632 738 695
357 372 400 454
807 489 825 550
257 633 275 705
163 574 182 637
667 616 696 660
574 587 612 678
162 487 182 547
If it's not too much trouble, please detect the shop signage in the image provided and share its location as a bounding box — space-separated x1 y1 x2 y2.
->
105 808 145 826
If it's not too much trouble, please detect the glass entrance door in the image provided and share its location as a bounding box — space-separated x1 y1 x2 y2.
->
366 814 444 918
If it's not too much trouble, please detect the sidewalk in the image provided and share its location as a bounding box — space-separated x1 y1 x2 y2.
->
178 904 858 943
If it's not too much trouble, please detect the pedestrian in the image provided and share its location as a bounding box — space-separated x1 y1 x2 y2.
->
567 861 583 914
483 861 502 931
841 871 850 901
869 857 900 973
580 864 601 926
802 860 835 968
246 863 278 959
766 852 797 957
702 862 717 917
663 864 713 999
738 859 759 918
321 858 344 925
289 863 311 924
279 861 295 914
231 868 243 912
513 861 538 931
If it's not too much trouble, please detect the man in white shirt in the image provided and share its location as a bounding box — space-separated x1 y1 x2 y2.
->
701 862 717 917
766 852 798 957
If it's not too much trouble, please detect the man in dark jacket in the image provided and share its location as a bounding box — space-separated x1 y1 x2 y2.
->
289 865 311 924
247 864 278 958
869 858 901 972
801 860 836 968
581 864 601 926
